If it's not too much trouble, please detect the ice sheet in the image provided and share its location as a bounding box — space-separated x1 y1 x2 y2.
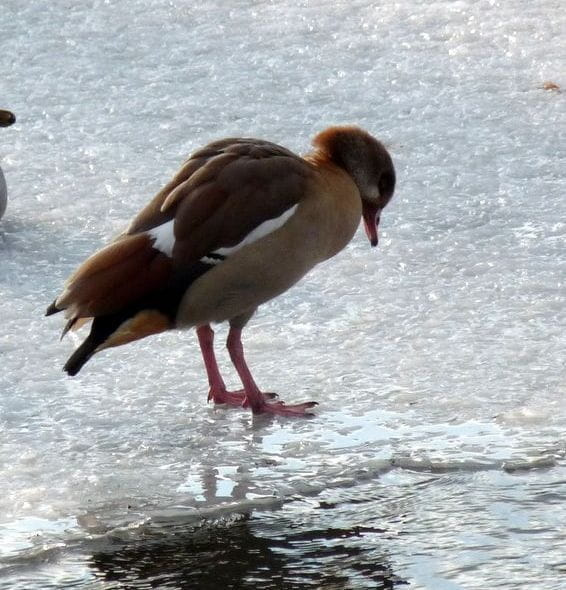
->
1 0 565 588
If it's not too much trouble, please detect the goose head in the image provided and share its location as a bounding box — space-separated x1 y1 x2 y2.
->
313 126 395 247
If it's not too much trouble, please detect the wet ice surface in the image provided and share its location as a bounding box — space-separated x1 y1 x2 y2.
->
1 0 565 588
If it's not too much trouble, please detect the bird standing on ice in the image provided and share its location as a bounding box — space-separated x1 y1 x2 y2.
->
47 126 396 417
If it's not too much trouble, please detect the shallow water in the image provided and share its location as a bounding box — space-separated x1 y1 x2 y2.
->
1 0 565 588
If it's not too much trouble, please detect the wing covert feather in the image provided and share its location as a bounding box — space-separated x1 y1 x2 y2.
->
122 138 313 266
171 150 312 263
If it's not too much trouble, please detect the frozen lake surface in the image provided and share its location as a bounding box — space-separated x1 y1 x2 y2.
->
1 0 565 588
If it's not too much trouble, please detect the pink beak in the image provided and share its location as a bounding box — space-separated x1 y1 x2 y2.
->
362 203 381 247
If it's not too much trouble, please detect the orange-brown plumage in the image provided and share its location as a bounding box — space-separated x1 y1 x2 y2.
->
54 234 172 318
96 310 171 352
48 126 395 416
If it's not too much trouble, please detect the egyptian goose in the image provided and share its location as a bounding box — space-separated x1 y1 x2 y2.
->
0 109 16 221
47 126 395 416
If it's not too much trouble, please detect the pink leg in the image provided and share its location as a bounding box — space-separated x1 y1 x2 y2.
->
226 327 317 417
196 325 276 407
197 325 230 404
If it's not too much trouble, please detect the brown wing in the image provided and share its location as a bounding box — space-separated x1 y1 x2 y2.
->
50 233 173 319
49 137 313 322
127 138 314 264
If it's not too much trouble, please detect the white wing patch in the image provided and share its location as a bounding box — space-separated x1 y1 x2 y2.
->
147 219 175 257
215 204 298 256
147 204 298 260
200 255 223 265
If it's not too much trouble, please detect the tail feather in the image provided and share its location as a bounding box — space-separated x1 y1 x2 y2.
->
59 261 212 375
60 316 81 340
50 231 226 375
46 300 60 316
62 308 171 375
64 334 100 376
63 313 126 375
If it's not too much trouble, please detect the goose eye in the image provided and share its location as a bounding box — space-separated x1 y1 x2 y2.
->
378 171 395 202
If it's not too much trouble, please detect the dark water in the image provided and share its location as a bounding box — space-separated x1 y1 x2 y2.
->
2 494 409 590
89 516 405 589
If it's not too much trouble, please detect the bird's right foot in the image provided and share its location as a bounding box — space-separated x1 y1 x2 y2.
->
251 399 318 418
208 388 277 406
